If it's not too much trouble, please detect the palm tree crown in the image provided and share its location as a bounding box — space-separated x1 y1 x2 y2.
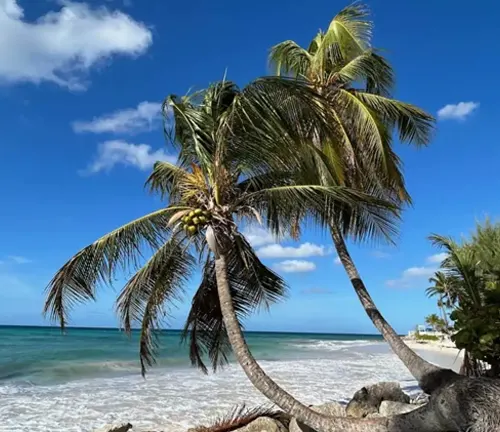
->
269 3 434 224
44 77 394 376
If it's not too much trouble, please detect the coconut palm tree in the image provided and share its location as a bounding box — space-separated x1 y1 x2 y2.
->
426 271 457 331
269 3 456 393
44 78 399 431
424 313 444 333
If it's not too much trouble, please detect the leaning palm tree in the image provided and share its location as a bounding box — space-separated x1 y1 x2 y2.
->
269 3 456 393
44 79 400 431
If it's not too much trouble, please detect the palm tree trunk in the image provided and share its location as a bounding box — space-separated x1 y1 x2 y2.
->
214 253 388 432
329 223 459 394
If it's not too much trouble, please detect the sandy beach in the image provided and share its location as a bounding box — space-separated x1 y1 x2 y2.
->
405 340 463 372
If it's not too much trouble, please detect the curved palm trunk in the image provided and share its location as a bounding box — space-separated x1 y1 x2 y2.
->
330 223 459 394
214 254 388 432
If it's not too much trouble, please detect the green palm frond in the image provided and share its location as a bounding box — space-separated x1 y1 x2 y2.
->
182 239 287 373
145 161 188 199
166 94 215 171
429 234 483 306
116 237 195 376
249 183 399 243
43 209 174 330
330 51 394 96
349 91 434 145
328 2 372 53
269 40 312 77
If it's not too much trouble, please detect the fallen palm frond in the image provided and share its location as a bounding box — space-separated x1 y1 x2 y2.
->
189 404 289 432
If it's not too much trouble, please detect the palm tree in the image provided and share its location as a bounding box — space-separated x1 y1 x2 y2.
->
426 271 457 331
424 313 443 333
44 79 397 431
269 3 456 392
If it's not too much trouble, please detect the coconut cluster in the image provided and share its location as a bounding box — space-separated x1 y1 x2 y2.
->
182 209 212 236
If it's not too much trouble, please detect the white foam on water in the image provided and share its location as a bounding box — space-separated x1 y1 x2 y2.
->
288 339 379 351
0 348 420 432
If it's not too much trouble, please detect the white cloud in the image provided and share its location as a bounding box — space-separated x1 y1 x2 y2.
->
7 255 31 264
0 0 152 89
437 102 479 120
73 102 164 134
257 242 329 259
242 227 276 248
83 140 175 174
426 252 448 264
274 260 316 273
386 266 436 288
334 256 342 265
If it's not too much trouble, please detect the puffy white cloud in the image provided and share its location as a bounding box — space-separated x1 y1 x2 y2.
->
0 0 152 89
83 140 175 174
242 227 276 248
386 266 436 288
426 252 448 264
437 102 479 120
274 260 316 273
257 242 329 258
73 102 163 134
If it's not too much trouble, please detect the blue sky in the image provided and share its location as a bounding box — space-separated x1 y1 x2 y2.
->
0 0 498 334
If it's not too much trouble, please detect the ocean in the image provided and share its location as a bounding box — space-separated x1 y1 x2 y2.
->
0 326 422 432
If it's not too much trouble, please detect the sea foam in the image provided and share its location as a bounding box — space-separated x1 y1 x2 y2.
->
0 345 420 432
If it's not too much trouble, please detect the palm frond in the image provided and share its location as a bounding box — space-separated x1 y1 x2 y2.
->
330 51 394 96
116 237 195 376
182 239 287 372
326 3 373 57
222 77 347 180
43 209 174 330
249 183 399 243
268 40 312 77
145 161 188 199
191 404 284 432
349 91 434 146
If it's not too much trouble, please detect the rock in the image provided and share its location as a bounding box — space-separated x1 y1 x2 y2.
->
236 417 287 432
378 401 420 417
345 382 410 418
289 402 345 432
411 392 430 405
93 423 132 432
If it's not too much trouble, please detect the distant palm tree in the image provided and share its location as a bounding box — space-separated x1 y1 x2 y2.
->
269 3 448 393
44 79 394 431
426 271 457 331
425 313 443 333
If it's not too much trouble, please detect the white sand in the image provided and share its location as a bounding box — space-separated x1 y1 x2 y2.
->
405 340 463 372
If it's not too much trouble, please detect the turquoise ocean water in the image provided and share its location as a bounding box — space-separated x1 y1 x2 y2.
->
0 325 384 385
3 326 429 432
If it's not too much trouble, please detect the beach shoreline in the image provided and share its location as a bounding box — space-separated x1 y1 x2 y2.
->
0 329 464 432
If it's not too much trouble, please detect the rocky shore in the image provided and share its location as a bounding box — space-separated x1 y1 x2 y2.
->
93 382 428 432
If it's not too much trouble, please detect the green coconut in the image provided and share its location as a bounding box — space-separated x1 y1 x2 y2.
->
198 215 207 224
192 217 200 225
194 208 203 215
187 225 197 234
189 211 195 218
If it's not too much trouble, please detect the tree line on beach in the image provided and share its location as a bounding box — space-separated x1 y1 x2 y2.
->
43 4 500 431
